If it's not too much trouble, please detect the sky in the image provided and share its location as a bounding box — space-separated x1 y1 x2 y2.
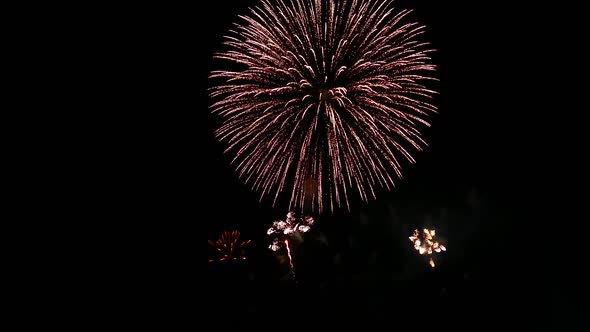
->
121 0 565 328
198 0 534 251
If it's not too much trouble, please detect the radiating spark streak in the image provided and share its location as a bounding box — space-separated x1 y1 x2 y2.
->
209 0 438 213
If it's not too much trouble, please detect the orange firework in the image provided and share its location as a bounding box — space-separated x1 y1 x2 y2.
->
409 228 446 267
208 230 252 263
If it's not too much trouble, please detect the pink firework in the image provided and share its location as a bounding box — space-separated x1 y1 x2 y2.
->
267 211 314 273
208 230 252 263
209 0 438 213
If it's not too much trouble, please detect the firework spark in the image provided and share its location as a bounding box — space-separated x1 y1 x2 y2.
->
209 0 438 213
208 230 252 263
409 228 446 267
267 211 314 273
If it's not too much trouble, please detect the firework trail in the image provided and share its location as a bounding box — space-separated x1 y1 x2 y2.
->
409 228 446 267
209 0 438 214
267 211 314 276
208 230 252 263
284 239 294 271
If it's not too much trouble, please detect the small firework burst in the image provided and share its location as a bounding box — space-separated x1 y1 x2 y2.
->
409 228 446 267
267 211 314 250
208 230 252 263
267 211 314 272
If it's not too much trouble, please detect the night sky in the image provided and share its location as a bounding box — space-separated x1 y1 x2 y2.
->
110 0 570 329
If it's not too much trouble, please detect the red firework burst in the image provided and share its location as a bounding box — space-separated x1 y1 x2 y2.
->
208 230 252 263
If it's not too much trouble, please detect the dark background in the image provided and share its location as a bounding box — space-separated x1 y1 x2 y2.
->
101 0 573 329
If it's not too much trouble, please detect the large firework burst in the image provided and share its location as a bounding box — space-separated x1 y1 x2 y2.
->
209 0 438 213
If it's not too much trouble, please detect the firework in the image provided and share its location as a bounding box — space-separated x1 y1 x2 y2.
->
208 230 252 263
209 0 438 213
409 228 446 267
267 211 314 272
